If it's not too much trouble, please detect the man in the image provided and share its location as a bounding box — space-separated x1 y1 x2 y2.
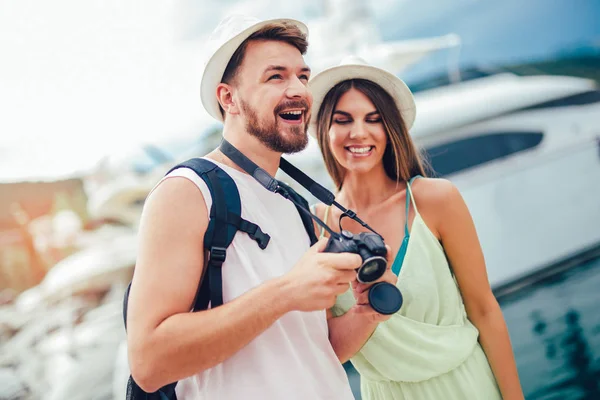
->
126 15 359 399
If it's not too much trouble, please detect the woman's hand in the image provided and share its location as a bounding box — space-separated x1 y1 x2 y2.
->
350 245 398 323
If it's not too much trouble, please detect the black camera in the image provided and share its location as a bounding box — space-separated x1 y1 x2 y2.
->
324 230 388 283
324 230 403 315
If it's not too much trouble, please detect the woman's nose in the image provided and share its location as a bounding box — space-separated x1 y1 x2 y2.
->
349 122 368 139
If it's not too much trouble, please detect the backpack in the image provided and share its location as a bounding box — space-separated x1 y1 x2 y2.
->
122 157 318 400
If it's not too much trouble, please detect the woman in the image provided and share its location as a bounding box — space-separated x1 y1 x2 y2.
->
309 56 524 399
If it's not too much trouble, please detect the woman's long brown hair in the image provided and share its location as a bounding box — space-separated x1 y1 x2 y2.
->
316 79 428 190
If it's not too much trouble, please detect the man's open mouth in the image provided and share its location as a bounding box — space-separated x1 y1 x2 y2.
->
278 110 303 122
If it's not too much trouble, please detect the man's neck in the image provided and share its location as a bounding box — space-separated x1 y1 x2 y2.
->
207 128 282 177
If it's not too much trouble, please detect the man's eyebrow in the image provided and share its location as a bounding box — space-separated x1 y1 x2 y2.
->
264 65 287 73
263 65 311 74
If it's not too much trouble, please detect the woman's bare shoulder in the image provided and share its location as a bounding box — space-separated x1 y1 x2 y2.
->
410 177 458 207
409 177 466 236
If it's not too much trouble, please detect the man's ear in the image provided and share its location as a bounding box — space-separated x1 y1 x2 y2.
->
216 83 240 116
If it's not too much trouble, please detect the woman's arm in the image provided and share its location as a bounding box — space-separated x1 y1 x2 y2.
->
314 202 397 362
327 305 379 363
437 181 524 400
314 203 374 362
326 266 397 363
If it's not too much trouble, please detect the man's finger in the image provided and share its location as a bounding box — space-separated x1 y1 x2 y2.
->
319 252 362 271
312 237 329 253
384 244 393 265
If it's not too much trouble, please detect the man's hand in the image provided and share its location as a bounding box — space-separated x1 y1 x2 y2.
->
281 238 362 312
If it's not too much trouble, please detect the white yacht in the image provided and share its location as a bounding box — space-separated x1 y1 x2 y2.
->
409 73 600 290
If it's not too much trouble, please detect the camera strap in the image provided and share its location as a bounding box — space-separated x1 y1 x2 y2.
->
219 139 339 238
219 139 381 236
278 157 379 235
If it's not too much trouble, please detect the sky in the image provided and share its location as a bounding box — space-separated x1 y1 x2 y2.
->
0 0 331 182
0 0 213 182
1 0 598 182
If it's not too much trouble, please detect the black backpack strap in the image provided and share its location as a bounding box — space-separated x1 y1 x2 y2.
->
200 167 229 310
167 158 270 310
275 180 318 246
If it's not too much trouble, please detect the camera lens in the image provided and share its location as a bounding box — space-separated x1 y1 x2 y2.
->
357 256 387 283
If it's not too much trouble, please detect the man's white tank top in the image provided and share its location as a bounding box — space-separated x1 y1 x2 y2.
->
156 158 354 400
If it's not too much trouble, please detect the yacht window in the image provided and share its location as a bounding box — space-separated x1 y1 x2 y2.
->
521 90 600 111
424 132 543 176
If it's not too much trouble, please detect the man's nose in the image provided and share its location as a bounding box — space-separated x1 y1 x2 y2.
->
285 76 309 99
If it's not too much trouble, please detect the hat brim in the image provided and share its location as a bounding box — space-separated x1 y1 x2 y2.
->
308 64 416 137
200 18 309 123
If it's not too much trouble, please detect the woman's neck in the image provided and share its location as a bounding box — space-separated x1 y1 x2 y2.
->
337 164 403 214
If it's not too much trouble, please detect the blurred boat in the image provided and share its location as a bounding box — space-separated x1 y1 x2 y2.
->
306 0 462 79
14 225 137 311
411 73 600 289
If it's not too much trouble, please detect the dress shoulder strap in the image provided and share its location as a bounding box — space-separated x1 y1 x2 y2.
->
404 175 422 236
319 205 331 239
391 175 423 276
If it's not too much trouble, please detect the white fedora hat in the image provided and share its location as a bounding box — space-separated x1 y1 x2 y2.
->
308 56 416 137
200 15 309 122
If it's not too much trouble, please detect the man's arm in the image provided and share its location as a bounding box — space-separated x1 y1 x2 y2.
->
127 177 360 392
126 177 293 392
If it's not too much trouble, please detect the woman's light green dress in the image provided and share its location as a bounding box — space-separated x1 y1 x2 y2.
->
322 178 502 399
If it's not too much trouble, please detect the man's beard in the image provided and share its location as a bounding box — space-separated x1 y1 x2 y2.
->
240 99 309 154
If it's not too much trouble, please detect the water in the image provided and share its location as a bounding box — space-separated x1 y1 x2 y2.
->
500 253 600 399
344 252 600 399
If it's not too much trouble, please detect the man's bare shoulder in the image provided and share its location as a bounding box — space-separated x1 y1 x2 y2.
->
130 175 209 331
142 174 208 221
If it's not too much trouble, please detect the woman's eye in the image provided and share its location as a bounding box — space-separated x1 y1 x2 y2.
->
299 74 309 81
333 119 351 125
367 118 382 123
